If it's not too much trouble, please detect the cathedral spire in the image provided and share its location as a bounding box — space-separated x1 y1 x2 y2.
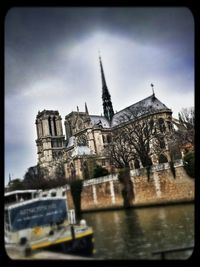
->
99 55 114 122
85 102 89 115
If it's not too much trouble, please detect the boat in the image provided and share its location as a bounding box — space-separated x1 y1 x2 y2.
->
4 189 94 258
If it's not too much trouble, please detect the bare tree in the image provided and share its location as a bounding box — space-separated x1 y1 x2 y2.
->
106 105 179 182
106 105 168 206
106 127 134 169
111 106 167 168
177 107 194 146
178 107 194 130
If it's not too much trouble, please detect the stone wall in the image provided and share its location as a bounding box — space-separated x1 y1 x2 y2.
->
65 163 194 212
132 166 194 205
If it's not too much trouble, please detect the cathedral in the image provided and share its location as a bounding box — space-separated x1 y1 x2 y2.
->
35 57 173 181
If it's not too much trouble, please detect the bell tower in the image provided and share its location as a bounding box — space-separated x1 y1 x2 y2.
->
35 110 65 168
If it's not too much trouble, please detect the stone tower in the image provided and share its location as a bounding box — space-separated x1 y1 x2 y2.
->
99 56 114 123
35 110 65 171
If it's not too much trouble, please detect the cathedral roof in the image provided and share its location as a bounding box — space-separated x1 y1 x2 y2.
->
111 94 172 127
89 115 110 128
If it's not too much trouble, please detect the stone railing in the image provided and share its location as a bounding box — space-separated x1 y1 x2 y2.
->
130 159 184 177
173 159 184 167
83 174 118 187
63 159 184 188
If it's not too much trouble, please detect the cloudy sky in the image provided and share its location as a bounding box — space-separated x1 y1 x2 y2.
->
5 7 194 185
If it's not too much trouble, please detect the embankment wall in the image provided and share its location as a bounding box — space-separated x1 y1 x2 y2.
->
66 162 194 212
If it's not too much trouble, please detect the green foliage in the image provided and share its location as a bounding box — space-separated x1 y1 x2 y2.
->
183 151 194 178
7 179 25 191
70 180 83 220
23 163 67 190
93 165 109 178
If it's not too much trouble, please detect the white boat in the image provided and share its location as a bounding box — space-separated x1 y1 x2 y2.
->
4 189 94 258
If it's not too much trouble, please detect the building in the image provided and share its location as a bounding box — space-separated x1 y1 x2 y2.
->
35 57 175 181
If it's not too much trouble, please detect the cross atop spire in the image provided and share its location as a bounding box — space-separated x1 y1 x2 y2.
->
151 83 155 96
99 54 114 122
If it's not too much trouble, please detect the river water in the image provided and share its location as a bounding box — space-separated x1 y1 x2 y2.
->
83 204 194 260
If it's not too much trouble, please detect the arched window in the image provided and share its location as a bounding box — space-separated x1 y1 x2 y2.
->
53 116 57 136
134 159 140 169
167 121 172 131
159 154 168 164
48 116 52 135
158 118 166 133
107 134 112 143
83 161 89 179
102 135 106 143
159 136 166 149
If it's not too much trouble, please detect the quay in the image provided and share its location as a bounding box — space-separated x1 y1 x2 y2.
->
6 245 94 260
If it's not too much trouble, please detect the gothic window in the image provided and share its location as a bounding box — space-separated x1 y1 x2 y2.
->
159 154 168 164
77 119 83 130
144 126 148 138
167 121 172 131
48 116 52 135
40 119 44 137
134 159 140 169
159 137 166 149
158 118 166 133
107 134 112 143
82 161 89 179
149 118 154 129
53 116 57 136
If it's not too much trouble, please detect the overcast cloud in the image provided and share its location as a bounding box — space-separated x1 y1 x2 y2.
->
5 7 194 185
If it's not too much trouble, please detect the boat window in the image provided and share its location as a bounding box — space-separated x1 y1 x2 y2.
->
51 192 56 197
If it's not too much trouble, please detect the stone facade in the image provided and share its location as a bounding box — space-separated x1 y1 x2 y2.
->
35 57 183 181
35 110 65 177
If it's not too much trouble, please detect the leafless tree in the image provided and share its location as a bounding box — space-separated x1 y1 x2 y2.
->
110 106 170 167
106 104 180 182
177 107 194 145
178 107 194 130
106 105 172 206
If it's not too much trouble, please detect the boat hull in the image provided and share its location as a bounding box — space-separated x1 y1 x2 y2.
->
42 232 94 256
31 228 94 257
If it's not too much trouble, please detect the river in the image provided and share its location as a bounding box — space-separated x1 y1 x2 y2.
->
83 203 194 260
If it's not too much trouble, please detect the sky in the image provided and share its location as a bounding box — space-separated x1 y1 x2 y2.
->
5 7 194 185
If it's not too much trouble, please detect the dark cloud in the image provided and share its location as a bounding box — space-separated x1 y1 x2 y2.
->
5 7 194 94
